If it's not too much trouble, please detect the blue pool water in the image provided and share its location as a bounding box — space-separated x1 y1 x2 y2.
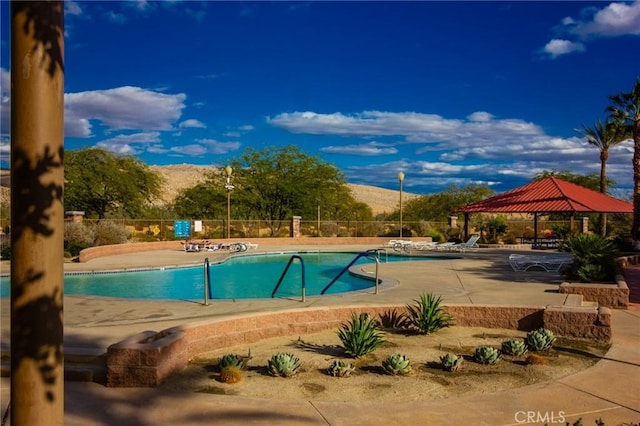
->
0 252 440 300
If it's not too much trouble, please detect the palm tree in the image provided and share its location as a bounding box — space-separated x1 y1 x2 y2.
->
576 119 628 235
607 78 640 246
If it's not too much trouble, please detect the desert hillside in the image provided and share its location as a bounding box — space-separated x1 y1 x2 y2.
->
151 165 418 215
0 165 419 215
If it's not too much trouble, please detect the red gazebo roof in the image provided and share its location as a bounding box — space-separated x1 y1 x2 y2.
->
457 177 633 214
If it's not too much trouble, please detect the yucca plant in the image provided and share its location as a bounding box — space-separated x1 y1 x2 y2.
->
337 312 385 358
267 352 301 377
404 293 453 335
474 345 501 365
327 360 356 378
501 338 528 357
381 354 412 376
560 234 618 282
440 353 463 372
219 365 243 383
378 309 411 330
526 328 556 352
218 353 248 371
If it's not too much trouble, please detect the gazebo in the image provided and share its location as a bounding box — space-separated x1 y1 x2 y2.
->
455 177 633 244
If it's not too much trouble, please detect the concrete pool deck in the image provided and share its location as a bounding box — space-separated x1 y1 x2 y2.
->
1 245 639 425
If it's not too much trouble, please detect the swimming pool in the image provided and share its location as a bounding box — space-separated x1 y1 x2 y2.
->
0 251 444 300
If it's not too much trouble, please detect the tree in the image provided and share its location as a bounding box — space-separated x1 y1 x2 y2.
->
403 184 495 222
228 145 349 236
607 78 640 244
576 119 628 235
64 148 163 219
173 182 227 219
533 170 607 192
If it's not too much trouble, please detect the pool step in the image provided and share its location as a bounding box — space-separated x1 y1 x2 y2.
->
0 346 107 384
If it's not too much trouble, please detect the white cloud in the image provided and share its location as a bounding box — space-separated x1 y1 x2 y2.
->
572 1 640 37
321 142 398 156
467 111 493 122
179 119 206 129
542 39 586 58
65 1 83 16
65 86 186 134
0 68 10 138
196 139 242 154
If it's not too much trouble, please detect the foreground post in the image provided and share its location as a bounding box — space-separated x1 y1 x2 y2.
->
11 2 65 425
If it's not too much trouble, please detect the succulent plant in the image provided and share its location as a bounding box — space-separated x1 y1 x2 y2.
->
501 338 528 357
328 360 356 378
440 353 463 372
218 353 248 371
267 352 301 377
526 328 556 351
404 293 453 335
219 365 243 383
381 353 412 376
474 345 501 365
337 312 385 358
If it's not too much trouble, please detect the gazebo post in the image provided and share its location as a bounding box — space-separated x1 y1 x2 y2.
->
464 212 470 241
533 213 538 248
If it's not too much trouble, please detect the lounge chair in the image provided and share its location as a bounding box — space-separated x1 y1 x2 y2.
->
508 253 574 272
447 235 481 252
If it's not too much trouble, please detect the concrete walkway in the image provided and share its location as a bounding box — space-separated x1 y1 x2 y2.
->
1 246 639 425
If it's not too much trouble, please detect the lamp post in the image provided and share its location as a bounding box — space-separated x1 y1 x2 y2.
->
224 165 234 239
398 171 405 238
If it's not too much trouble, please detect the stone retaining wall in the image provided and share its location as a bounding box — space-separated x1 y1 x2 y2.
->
106 303 611 387
557 254 639 309
80 237 398 263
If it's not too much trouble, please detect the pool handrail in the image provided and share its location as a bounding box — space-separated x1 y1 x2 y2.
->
271 255 306 302
203 257 212 305
321 252 380 296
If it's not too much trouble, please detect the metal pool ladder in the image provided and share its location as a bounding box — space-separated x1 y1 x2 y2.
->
321 252 380 295
203 257 212 305
272 255 306 301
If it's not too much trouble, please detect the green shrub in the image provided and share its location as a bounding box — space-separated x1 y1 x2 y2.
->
267 353 301 377
381 354 412 376
404 293 453 335
526 328 556 352
337 312 385 358
560 234 618 282
94 221 130 246
0 244 10 260
474 346 501 365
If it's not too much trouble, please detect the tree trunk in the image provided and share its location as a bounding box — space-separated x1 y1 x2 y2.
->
633 118 640 246
599 151 607 236
11 2 65 425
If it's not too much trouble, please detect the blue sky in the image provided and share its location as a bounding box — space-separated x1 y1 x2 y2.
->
1 1 639 196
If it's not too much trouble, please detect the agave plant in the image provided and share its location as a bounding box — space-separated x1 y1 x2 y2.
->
218 353 248 371
440 353 463 372
501 338 528 357
474 346 501 365
219 365 243 384
327 360 355 378
267 352 301 377
337 312 385 358
526 328 556 352
381 354 412 376
404 293 453 335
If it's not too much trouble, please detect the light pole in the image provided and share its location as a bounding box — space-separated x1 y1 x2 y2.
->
224 165 234 239
398 171 405 238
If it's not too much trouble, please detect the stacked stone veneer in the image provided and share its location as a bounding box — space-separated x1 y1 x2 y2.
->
106 303 611 387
